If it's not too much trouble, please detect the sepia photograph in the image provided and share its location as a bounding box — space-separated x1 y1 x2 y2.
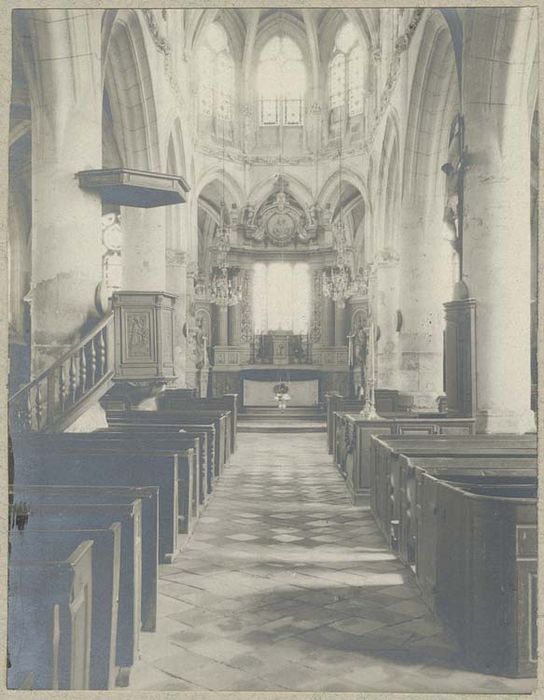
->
2 2 540 695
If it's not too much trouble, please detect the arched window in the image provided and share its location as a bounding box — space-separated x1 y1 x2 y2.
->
252 261 310 333
328 22 364 118
197 22 235 122
257 35 306 126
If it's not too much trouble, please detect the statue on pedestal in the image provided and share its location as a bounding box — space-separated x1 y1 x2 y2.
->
192 316 208 370
441 115 465 254
353 318 369 397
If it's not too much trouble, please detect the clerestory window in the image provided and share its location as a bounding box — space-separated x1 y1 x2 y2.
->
257 36 306 126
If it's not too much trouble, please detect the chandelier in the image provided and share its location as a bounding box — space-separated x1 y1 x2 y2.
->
322 135 369 308
209 264 242 306
208 117 241 307
322 219 368 308
209 207 242 306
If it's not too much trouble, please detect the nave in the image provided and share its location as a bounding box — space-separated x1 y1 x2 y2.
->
130 432 534 694
5 6 539 694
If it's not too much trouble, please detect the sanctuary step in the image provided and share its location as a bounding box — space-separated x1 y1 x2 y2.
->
239 407 326 433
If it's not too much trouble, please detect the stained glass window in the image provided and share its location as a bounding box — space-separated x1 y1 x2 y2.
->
348 45 364 116
329 53 346 110
197 23 234 122
252 262 310 334
328 22 364 117
257 36 306 126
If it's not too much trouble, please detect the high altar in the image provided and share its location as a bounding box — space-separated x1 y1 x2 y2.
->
188 183 369 406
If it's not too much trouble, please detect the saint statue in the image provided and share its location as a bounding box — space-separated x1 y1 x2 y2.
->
192 316 208 369
353 318 369 394
441 116 465 251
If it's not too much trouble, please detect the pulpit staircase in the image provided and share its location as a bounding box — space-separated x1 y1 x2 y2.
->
238 405 326 433
8 314 114 434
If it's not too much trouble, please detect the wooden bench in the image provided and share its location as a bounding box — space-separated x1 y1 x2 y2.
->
100 424 214 500
90 431 201 524
417 474 537 677
108 410 229 477
334 414 475 503
9 525 121 689
12 484 159 633
12 501 142 682
13 444 180 563
398 454 537 570
8 540 94 690
326 390 414 453
16 433 197 538
370 434 537 550
157 391 238 453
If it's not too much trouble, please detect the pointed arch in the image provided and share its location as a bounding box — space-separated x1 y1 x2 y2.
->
318 166 370 216
195 168 245 209
403 10 458 204
103 9 160 171
376 110 401 252
248 173 313 210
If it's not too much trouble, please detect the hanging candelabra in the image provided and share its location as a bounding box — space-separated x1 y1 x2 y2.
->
209 118 242 307
322 133 367 308
322 220 352 307
209 264 242 306
209 204 242 306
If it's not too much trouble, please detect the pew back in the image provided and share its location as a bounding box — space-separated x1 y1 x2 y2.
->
10 525 121 689
12 484 158 633
370 434 537 548
17 502 142 671
157 391 238 452
13 447 179 563
8 540 93 690
422 474 537 677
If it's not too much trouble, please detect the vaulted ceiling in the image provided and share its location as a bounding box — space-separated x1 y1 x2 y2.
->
186 8 380 63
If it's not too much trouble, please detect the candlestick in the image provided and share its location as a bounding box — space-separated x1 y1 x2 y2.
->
360 318 380 420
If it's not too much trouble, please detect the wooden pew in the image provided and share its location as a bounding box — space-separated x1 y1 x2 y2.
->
91 431 201 524
418 474 537 677
99 425 213 501
8 540 94 690
16 433 197 538
10 525 121 689
157 391 238 453
12 501 142 683
334 413 475 503
12 484 159 633
398 454 537 569
13 444 180 563
326 390 415 453
370 434 537 550
108 410 228 478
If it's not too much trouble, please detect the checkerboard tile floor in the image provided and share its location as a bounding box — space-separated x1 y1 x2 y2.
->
130 433 536 693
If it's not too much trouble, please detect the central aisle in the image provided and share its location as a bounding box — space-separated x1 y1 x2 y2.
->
131 433 533 693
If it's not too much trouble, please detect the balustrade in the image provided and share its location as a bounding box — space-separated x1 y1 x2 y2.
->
9 315 114 433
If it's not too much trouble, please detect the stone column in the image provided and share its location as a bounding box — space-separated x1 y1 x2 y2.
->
375 251 400 389
228 303 240 346
166 249 186 386
122 207 166 291
215 305 228 346
30 10 103 375
462 95 534 433
398 200 451 408
322 295 335 345
334 302 346 346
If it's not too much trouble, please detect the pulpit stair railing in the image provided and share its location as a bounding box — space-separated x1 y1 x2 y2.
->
9 313 114 433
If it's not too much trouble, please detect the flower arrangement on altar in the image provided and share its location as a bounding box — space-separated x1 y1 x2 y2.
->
273 382 291 412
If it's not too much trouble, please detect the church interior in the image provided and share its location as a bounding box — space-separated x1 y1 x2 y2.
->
4 6 539 693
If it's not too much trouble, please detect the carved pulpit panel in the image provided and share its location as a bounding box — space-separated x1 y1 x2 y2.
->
113 291 176 381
